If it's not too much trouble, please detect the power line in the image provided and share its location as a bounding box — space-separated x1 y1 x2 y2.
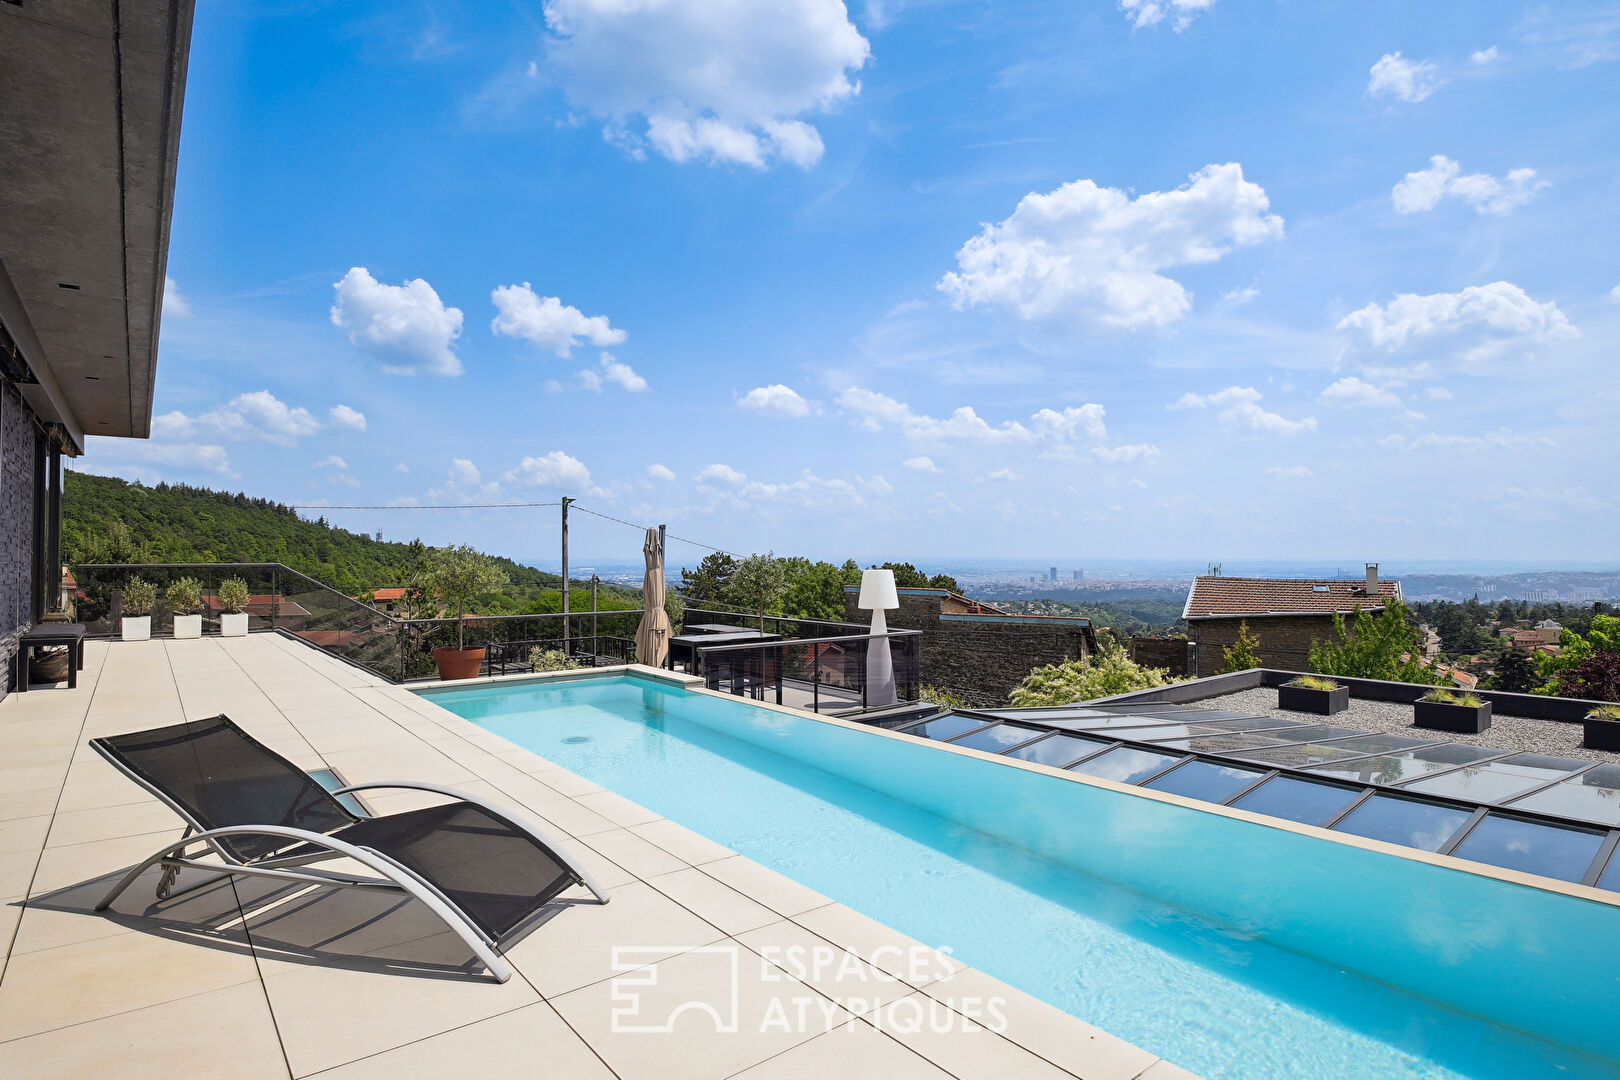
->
571 503 737 557
286 502 563 510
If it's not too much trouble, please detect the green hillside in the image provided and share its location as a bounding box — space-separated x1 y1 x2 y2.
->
63 470 635 614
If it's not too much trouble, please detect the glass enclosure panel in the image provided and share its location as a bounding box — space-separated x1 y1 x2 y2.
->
1232 742 1384 770
1144 760 1266 802
1044 714 1185 732
1507 768 1620 827
1230 776 1362 826
1449 815 1607 883
904 714 993 741
1600 851 1620 892
1332 795 1472 852
1266 726 1375 744
1404 754 1589 804
1152 732 1290 753
950 723 1048 753
1003 733 1110 767
1307 743 1507 785
1069 746 1184 785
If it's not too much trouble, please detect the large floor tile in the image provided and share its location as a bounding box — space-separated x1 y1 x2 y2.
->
582 828 688 879
308 1001 613 1080
648 867 779 937
702 856 832 919
870 992 1078 1080
731 1018 954 1079
794 904 963 989
631 818 738 866
737 919 915 1018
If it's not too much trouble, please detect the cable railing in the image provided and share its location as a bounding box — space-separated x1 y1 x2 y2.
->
697 629 922 715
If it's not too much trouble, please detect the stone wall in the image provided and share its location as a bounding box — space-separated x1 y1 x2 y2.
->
1 381 38 698
1130 637 1191 676
1190 614 1337 677
846 588 1095 707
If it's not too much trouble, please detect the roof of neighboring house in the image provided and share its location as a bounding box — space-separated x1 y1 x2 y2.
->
200 595 311 617
1183 576 1402 620
368 587 407 602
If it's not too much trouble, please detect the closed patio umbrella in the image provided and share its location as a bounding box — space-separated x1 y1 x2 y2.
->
635 527 671 667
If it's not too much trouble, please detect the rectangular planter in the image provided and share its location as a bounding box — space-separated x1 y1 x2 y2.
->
120 616 151 642
1584 717 1620 751
220 612 249 637
172 614 202 639
1414 699 1492 734
1278 684 1349 716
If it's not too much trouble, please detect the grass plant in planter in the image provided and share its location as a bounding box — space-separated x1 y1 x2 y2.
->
1414 687 1492 733
121 577 156 641
167 577 204 639
421 546 508 681
1278 675 1349 716
1583 703 1620 752
217 577 251 637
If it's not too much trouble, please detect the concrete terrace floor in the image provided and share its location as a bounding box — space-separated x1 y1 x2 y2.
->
0 634 1194 1080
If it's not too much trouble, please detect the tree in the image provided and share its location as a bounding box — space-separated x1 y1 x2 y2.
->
1009 639 1174 706
1557 649 1620 702
418 545 508 650
1308 600 1444 684
679 552 736 607
1221 621 1261 673
1538 615 1620 698
870 562 958 593
779 558 851 621
730 552 789 628
1484 648 1540 694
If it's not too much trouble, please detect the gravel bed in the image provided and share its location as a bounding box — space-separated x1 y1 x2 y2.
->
1211 686 1617 764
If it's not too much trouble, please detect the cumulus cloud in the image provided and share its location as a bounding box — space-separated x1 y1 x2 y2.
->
1320 376 1400 408
578 353 647 392
939 163 1283 330
1091 443 1161 464
738 384 811 417
1610 283 1620 303
1119 0 1215 31
503 450 595 490
1267 465 1314 479
490 283 625 357
1392 155 1547 216
314 455 348 470
541 0 869 169
428 458 501 502
327 405 367 432
1367 52 1442 102
1379 430 1553 453
86 440 235 479
697 463 747 485
902 455 940 473
694 463 871 512
1169 386 1317 435
1337 282 1577 353
154 391 331 447
331 267 464 376
986 468 1021 482
837 387 1110 445
162 276 191 319
1471 46 1500 64
646 463 676 481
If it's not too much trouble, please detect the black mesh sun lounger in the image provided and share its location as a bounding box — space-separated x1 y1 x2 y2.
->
89 714 609 982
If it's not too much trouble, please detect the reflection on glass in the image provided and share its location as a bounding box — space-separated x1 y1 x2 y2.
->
950 723 1047 753
1600 852 1620 892
1045 714 1183 732
1232 743 1381 770
1069 746 1183 784
1508 767 1620 827
1449 815 1606 883
1308 743 1505 785
1333 795 1472 851
1405 753 1589 804
1267 726 1374 744
905 714 993 741
1003 732 1110 767
1152 732 1290 753
1230 776 1361 826
1144 760 1265 802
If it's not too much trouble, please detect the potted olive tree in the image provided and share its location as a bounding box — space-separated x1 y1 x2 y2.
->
121 577 156 641
421 545 507 680
1414 688 1492 733
1278 674 1349 716
167 577 204 639
218 576 251 637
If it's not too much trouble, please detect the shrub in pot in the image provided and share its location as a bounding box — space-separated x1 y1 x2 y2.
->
1584 703 1620 752
530 647 585 673
217 577 251 637
167 577 204 639
1414 687 1492 733
1278 675 1349 716
420 545 508 680
121 577 156 641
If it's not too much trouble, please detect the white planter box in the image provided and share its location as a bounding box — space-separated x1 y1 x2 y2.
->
220 612 249 637
121 616 151 642
173 614 202 639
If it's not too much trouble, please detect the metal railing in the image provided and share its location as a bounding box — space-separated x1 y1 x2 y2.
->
698 629 922 715
70 563 645 683
680 606 870 640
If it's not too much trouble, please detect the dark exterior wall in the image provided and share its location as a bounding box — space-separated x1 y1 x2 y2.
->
845 588 1094 707
1 381 38 697
1131 637 1191 676
1190 614 1338 677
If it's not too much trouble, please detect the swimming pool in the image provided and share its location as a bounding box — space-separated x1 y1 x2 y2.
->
421 672 1620 1080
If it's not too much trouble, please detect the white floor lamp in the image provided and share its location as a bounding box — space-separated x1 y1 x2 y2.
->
859 569 899 707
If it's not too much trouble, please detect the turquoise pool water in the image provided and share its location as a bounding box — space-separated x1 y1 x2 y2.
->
422 674 1620 1080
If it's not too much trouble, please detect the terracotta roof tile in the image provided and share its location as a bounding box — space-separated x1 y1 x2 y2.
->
1183 576 1401 619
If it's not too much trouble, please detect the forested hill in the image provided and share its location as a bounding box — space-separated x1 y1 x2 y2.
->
62 471 563 597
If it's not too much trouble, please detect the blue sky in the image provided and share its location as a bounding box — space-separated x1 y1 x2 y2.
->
83 0 1620 569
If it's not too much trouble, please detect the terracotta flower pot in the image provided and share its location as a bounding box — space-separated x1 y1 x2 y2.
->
433 645 486 681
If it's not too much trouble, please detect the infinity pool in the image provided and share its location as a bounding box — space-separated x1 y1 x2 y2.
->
422 674 1620 1080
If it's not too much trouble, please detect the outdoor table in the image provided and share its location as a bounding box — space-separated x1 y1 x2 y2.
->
12 623 87 691
681 623 759 635
667 630 781 673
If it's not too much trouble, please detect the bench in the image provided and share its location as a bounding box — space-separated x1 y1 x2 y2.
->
11 622 87 692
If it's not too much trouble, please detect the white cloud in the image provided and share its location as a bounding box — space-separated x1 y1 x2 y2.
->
1610 283 1620 303
1392 155 1547 216
428 458 501 502
162 276 191 319
395 462 412 473
314 455 349 470
502 451 596 493
902 455 940 473
987 468 1021 482
1267 465 1314 479
939 163 1283 330
1426 387 1454 401
1169 386 1317 435
837 387 1111 445
1119 0 1215 32
542 0 869 169
331 267 464 376
1221 285 1259 305
1320 376 1400 408
697 463 747 485
85 439 235 479
578 353 647 392
490 283 625 357
646 463 676 481
694 464 871 512
1379 430 1553 453
738 384 811 417
1471 46 1500 64
155 391 327 447
1337 282 1577 352
327 404 367 432
1091 443 1161 464
1367 52 1442 103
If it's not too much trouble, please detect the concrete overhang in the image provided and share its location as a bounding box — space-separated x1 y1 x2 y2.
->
0 0 195 453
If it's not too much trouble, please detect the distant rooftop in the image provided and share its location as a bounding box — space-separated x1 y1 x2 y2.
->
1184 575 1401 619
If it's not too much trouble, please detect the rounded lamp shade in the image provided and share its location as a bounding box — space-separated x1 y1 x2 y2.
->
857 569 899 611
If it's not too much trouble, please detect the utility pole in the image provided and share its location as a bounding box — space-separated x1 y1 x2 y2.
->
561 497 574 653
658 523 667 575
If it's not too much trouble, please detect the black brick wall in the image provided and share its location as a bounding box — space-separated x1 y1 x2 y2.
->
1190 615 1338 677
1 381 38 698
